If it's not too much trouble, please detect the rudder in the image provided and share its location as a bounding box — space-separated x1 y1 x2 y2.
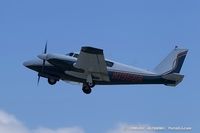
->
154 47 188 75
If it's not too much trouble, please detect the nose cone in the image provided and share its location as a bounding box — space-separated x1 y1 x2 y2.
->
23 59 42 69
23 60 33 69
23 59 44 73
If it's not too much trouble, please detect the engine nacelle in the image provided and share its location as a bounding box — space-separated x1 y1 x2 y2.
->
38 73 60 81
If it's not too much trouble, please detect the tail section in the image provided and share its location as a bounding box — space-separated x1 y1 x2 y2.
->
162 73 184 86
154 47 188 75
154 47 188 86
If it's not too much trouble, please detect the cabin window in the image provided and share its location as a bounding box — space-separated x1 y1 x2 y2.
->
106 61 114 67
66 53 79 58
66 52 74 56
69 53 74 56
73 54 79 58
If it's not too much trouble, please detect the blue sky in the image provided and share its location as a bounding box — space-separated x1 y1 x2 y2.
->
0 0 199 133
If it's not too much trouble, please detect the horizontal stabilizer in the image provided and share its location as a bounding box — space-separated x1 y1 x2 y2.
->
162 73 184 86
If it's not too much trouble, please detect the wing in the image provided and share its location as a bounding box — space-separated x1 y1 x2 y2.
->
74 46 110 81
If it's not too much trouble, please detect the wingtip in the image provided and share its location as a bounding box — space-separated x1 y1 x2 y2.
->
81 46 103 54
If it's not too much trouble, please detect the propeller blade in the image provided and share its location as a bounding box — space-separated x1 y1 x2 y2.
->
37 41 48 86
44 41 48 54
42 60 45 72
42 41 48 73
37 75 40 86
37 54 47 60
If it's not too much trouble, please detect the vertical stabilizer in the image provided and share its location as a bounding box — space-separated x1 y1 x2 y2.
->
154 47 188 75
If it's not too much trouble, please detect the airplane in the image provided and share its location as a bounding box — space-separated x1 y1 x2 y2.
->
23 43 188 94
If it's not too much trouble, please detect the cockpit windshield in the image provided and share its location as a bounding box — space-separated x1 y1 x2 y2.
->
66 52 79 58
66 52 74 56
106 60 114 67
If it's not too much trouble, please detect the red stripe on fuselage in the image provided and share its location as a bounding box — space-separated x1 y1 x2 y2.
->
112 72 143 82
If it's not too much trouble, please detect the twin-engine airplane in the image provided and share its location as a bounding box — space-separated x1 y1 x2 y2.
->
23 44 188 94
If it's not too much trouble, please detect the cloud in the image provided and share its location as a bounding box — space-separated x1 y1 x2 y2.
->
0 110 157 133
0 110 84 133
32 127 84 133
106 123 156 133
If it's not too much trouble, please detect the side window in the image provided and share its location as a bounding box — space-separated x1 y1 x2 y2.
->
69 53 73 56
106 61 114 67
73 54 79 58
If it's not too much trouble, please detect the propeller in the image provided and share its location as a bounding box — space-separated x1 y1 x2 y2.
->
37 74 41 86
42 41 48 72
37 41 48 85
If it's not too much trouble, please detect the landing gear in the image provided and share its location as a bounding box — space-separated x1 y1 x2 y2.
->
88 82 95 88
82 83 92 94
48 78 57 85
82 74 95 94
